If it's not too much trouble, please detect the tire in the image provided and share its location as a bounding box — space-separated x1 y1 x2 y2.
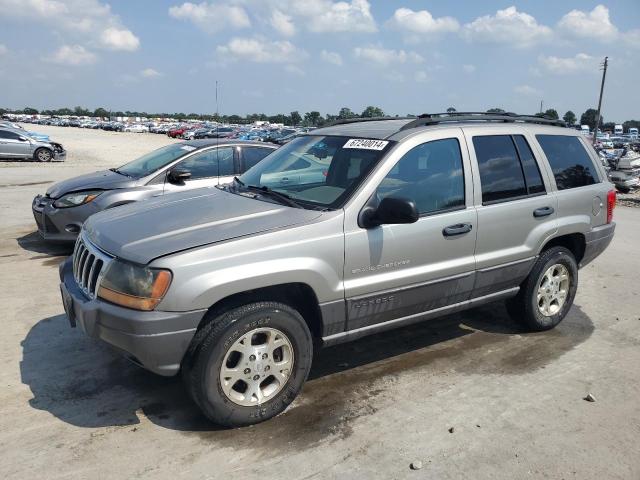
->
506 246 578 331
183 301 312 427
34 148 52 162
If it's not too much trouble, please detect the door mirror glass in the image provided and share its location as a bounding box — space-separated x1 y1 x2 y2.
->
167 169 191 185
362 196 419 228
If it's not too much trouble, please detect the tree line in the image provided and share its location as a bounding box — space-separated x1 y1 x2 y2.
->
0 105 386 127
2 105 638 131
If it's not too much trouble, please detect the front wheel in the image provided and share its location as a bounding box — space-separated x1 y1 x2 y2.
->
506 246 578 331
183 301 312 427
34 148 52 162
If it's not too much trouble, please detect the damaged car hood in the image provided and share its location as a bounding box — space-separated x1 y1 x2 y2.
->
46 170 136 198
83 187 322 264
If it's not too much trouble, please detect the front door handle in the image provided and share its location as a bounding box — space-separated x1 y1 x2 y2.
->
443 223 472 237
533 206 554 218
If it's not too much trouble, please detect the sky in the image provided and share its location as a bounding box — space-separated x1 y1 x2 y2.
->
0 0 639 121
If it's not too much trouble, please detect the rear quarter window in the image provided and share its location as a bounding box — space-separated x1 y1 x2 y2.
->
536 135 599 190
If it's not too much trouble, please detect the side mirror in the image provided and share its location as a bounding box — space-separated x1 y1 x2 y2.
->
361 196 419 228
167 169 191 185
18 136 28 142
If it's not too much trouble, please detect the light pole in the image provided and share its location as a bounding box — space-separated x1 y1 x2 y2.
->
593 57 608 144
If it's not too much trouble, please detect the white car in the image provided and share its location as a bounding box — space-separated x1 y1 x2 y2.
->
124 124 149 133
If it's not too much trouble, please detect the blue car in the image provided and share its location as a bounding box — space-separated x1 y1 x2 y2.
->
27 131 50 142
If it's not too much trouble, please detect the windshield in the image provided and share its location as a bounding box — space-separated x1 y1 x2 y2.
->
238 135 393 209
117 143 196 178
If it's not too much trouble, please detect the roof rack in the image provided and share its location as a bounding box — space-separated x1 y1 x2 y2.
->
399 112 567 130
326 116 412 127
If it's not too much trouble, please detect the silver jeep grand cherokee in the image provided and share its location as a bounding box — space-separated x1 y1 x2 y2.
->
59 113 616 427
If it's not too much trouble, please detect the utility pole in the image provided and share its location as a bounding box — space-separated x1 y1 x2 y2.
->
539 99 543 114
593 56 608 144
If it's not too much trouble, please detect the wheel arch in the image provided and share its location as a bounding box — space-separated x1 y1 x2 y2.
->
539 233 586 265
33 146 53 160
197 282 325 341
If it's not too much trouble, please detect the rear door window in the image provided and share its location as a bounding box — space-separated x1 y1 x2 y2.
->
513 135 545 195
536 135 598 190
474 135 547 203
242 146 274 170
474 135 527 203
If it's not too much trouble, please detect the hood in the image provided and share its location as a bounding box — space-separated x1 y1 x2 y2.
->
83 187 323 264
27 131 50 141
46 170 136 198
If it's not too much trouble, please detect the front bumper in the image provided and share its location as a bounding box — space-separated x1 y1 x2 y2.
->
50 143 66 162
59 257 206 376
581 222 616 268
32 194 101 242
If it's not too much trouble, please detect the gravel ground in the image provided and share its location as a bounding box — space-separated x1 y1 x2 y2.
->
1 126 639 479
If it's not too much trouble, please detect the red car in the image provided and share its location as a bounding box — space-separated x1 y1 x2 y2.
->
167 126 189 138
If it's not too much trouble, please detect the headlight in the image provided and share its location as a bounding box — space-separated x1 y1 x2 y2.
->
53 190 102 208
97 260 172 311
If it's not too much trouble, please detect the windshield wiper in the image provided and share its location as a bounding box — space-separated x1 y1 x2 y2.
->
109 167 132 178
233 176 245 187
245 184 304 209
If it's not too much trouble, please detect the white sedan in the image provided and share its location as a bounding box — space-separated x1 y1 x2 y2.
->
124 124 150 133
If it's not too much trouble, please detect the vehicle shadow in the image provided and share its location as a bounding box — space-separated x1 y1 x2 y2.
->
16 231 74 256
20 302 593 450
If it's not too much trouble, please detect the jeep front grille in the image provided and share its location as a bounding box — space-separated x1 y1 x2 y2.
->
72 234 112 298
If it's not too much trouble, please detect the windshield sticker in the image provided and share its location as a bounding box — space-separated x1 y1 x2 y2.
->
181 145 197 151
343 139 389 150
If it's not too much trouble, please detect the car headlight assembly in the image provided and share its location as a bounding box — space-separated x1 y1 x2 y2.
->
97 260 172 311
53 190 102 208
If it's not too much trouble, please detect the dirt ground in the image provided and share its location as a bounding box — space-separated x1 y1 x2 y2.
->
1 126 639 479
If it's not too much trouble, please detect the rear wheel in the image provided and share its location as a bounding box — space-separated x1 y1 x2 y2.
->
506 246 578 331
34 148 52 162
183 301 312 427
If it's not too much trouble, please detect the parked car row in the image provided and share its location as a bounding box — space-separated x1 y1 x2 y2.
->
14 115 312 142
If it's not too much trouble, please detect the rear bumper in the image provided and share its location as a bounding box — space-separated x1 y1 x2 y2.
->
59 257 206 376
581 222 615 268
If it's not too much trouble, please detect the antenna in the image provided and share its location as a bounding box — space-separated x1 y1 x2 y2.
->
215 80 219 118
216 80 220 180
593 57 608 145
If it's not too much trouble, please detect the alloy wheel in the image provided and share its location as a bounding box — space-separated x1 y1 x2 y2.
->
537 264 570 316
37 149 52 162
219 327 294 406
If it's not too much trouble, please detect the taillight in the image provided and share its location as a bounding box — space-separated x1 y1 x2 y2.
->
606 189 616 224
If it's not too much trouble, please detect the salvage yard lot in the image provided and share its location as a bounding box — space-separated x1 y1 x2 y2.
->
1 125 639 479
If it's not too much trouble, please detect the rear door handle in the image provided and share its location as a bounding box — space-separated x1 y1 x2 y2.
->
443 223 472 237
533 206 554 218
